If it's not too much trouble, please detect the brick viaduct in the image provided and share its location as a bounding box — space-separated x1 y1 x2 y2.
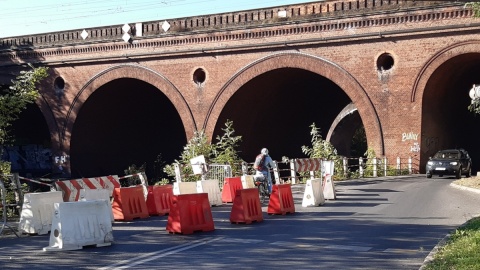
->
1 0 479 178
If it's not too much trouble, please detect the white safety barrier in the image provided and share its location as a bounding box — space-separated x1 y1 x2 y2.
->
173 182 198 195
79 189 114 222
323 160 337 200
18 191 63 235
241 175 255 189
302 179 325 207
196 179 222 206
43 200 114 251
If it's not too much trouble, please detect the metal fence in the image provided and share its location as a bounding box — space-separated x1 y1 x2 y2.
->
206 164 232 190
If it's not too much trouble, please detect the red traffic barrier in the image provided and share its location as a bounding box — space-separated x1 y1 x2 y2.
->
146 185 173 216
166 193 215 234
230 188 263 224
221 177 243 203
112 186 149 221
268 184 295 215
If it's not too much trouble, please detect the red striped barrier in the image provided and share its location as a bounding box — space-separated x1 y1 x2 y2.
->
230 188 263 224
294 158 322 172
55 175 120 202
268 184 295 215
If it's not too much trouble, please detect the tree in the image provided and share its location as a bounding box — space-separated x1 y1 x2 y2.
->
212 119 244 175
162 120 244 182
0 65 49 175
301 123 344 179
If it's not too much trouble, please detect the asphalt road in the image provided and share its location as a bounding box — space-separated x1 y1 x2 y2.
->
1 175 479 270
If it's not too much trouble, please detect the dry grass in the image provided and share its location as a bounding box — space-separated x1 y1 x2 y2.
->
453 175 480 189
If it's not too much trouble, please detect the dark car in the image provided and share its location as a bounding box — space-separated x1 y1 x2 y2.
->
426 149 472 179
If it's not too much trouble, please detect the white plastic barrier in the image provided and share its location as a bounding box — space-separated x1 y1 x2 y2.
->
302 179 325 207
241 175 255 189
323 160 337 200
43 200 114 251
196 179 222 206
173 182 198 195
18 191 63 235
79 189 114 222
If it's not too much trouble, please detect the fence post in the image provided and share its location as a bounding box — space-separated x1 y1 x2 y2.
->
272 161 280 184
290 159 297 185
373 158 377 178
174 163 182 182
343 157 348 178
359 157 364 178
396 157 401 175
241 162 248 176
383 157 387 176
408 157 412 174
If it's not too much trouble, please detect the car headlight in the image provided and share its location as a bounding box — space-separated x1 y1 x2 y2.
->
450 162 458 166
427 161 434 165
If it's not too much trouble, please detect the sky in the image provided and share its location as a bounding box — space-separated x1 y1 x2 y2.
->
0 0 310 38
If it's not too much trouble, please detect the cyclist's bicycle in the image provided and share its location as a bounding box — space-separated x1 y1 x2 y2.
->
254 173 270 203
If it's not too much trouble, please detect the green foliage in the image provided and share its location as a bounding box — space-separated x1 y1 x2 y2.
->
212 120 244 175
0 64 48 146
350 126 367 157
301 123 338 159
0 65 48 218
301 123 344 179
163 120 244 182
424 217 480 269
468 98 480 114
123 163 146 187
163 129 215 182
154 178 171 185
467 2 480 18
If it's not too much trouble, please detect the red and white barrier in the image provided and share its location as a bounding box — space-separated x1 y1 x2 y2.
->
55 175 120 202
18 176 55 189
290 158 323 184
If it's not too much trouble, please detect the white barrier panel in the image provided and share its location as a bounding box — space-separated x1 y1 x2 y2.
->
241 175 255 189
302 179 325 207
323 160 337 200
18 191 63 235
79 189 114 222
173 182 198 195
196 179 222 206
43 200 114 251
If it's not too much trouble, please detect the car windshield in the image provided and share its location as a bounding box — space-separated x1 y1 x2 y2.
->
433 151 460 159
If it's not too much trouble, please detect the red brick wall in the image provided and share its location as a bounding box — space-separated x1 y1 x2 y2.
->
1 1 478 174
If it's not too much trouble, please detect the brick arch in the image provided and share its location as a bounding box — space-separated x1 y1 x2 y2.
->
61 64 195 152
204 51 384 155
411 40 480 102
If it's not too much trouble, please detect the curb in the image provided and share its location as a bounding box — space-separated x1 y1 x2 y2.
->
450 183 480 194
420 183 480 269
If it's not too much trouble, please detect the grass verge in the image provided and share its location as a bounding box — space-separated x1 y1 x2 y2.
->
423 216 480 269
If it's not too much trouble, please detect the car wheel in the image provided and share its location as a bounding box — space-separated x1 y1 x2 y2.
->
466 167 471 178
426 173 432 178
456 167 462 179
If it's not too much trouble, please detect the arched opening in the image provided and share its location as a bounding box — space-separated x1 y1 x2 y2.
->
421 53 480 173
70 78 186 180
3 104 51 177
213 68 356 162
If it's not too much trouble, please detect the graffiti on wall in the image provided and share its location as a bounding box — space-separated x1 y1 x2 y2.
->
1 145 52 173
402 132 420 153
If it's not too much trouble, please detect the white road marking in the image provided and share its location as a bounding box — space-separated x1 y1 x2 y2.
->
98 237 224 270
